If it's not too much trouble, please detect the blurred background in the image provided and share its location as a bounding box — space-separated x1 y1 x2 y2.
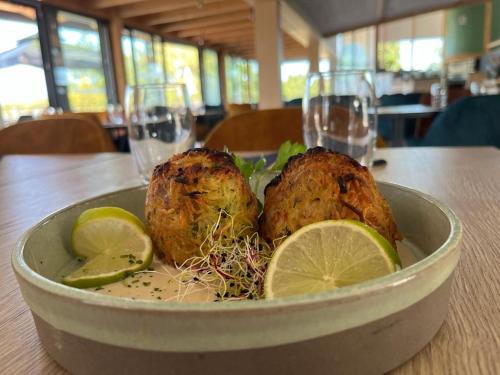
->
0 0 499 147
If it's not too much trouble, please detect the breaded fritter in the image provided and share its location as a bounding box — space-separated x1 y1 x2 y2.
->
145 148 259 265
260 147 402 248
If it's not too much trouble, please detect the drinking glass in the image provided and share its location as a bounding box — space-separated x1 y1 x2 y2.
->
125 83 195 183
303 70 377 167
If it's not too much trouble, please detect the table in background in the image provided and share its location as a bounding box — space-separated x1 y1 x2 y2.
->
0 147 499 374
377 104 443 146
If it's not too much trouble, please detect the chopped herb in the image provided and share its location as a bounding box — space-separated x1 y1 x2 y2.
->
143 282 151 287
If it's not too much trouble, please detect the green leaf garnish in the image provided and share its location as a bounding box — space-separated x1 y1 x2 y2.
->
228 140 305 181
233 154 258 179
270 141 306 171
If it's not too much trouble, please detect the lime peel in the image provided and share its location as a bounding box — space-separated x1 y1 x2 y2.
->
62 207 153 288
264 219 401 299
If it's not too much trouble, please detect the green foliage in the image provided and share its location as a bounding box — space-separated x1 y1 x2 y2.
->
378 42 401 72
164 43 202 107
281 74 307 101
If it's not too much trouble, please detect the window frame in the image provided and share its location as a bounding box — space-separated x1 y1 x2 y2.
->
5 1 224 112
5 0 118 112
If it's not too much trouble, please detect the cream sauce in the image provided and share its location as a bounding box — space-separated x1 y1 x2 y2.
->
86 239 423 302
89 257 214 302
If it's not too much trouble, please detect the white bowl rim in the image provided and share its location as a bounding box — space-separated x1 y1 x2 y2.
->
12 182 462 313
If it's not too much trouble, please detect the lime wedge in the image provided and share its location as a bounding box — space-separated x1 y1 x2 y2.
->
62 207 153 288
264 220 401 299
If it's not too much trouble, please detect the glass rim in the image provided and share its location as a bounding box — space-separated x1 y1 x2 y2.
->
306 69 375 79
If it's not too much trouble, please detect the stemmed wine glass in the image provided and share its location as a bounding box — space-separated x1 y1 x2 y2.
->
125 83 195 183
303 70 377 167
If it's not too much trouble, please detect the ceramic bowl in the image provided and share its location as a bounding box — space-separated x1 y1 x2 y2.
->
12 182 462 375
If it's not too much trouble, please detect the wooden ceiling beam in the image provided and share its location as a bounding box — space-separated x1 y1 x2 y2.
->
92 0 144 9
118 0 223 19
206 35 254 44
161 10 252 33
141 1 249 26
175 22 253 38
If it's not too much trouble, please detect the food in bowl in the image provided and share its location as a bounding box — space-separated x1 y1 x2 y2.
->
60 143 404 302
145 148 259 265
260 147 402 248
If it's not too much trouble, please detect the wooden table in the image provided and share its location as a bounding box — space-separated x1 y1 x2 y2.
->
1 147 499 374
376 104 443 146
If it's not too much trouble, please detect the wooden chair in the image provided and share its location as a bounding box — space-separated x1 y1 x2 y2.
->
204 107 303 151
225 103 254 118
0 117 116 154
39 112 104 127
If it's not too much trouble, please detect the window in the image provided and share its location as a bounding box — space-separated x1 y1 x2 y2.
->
334 26 376 70
224 55 251 104
121 30 135 86
202 49 221 106
164 42 202 109
281 60 309 101
132 30 165 84
378 11 444 74
0 2 48 124
248 60 259 104
152 36 165 83
122 30 165 86
56 11 108 112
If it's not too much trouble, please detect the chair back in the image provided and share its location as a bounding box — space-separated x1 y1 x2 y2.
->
420 95 500 147
39 112 104 126
204 108 303 151
225 103 253 118
0 117 116 154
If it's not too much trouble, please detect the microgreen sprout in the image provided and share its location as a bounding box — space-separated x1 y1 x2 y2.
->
175 210 273 301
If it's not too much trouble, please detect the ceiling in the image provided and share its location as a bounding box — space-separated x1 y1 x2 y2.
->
284 0 481 36
86 0 307 59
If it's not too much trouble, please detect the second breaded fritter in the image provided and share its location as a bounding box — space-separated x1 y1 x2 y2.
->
260 147 402 248
145 148 259 265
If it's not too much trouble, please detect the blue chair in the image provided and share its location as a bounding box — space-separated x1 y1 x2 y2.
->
417 95 500 147
378 93 423 142
284 98 303 107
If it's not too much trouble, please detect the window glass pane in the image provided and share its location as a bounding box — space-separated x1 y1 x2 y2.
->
237 58 250 103
57 11 108 112
0 2 48 124
224 56 251 104
281 60 309 101
319 59 330 72
335 27 375 69
164 42 202 109
412 38 443 72
152 35 165 83
248 60 259 103
202 49 221 106
378 12 444 74
131 30 155 84
121 30 135 86
224 55 235 102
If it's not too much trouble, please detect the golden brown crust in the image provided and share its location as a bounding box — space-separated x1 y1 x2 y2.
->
145 148 259 264
260 147 402 248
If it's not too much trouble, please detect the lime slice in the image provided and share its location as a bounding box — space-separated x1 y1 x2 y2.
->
62 207 153 288
264 220 401 299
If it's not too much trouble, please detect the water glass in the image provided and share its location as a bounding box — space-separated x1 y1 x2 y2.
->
125 83 195 183
303 70 377 167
